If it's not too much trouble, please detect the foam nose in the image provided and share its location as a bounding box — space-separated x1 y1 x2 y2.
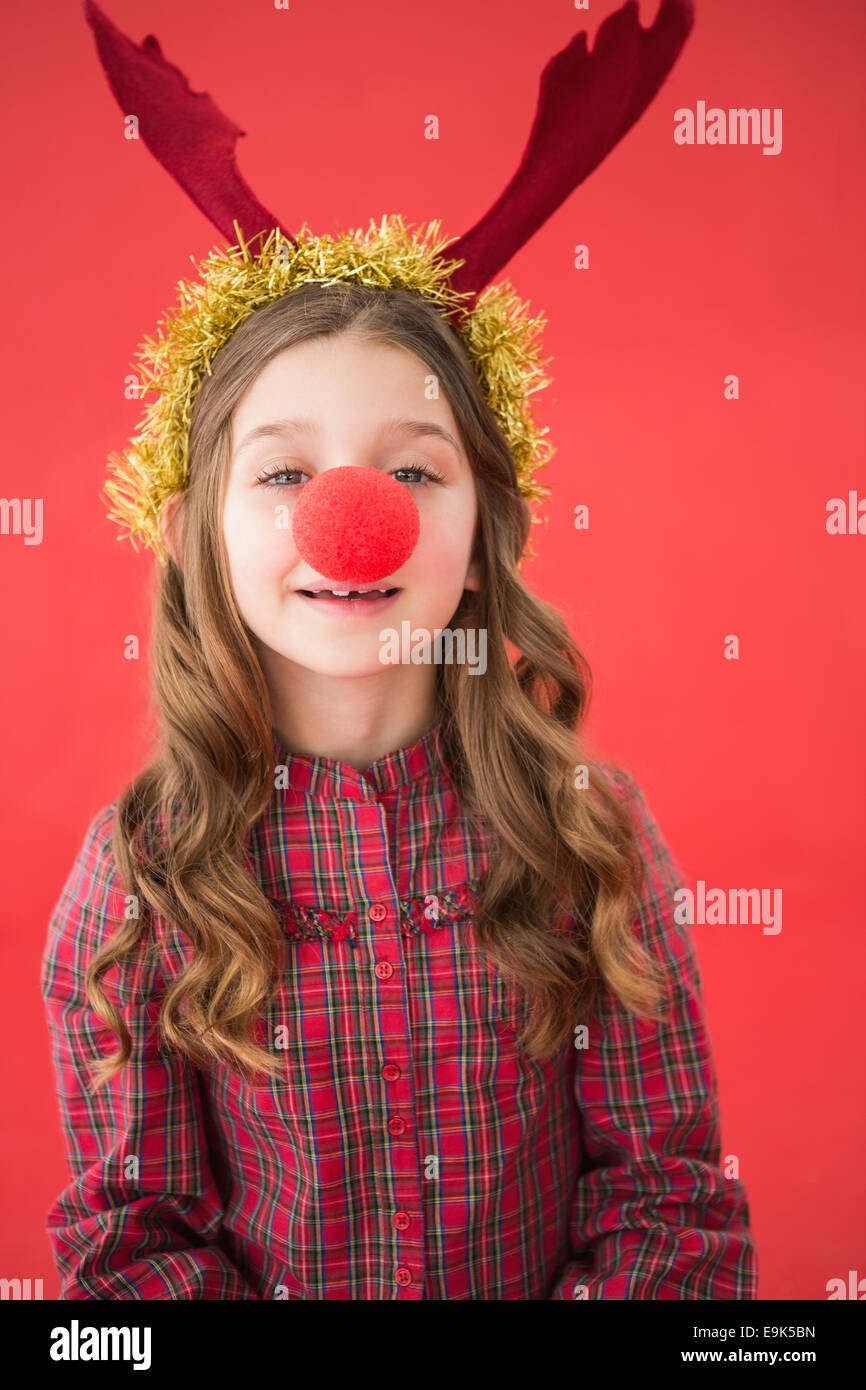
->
291 465 420 586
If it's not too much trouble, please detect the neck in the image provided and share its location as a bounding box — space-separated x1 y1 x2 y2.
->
266 659 439 772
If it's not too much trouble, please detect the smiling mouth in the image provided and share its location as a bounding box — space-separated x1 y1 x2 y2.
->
297 587 401 601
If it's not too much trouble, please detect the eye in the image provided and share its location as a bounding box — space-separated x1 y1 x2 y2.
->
255 465 306 488
391 462 444 486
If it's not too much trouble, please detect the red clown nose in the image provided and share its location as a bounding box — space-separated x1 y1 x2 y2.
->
291 465 420 586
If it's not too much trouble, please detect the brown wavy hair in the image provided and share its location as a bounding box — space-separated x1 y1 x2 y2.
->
85 280 669 1090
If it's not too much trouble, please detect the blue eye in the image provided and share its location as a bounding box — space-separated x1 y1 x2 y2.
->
391 464 443 486
256 467 304 488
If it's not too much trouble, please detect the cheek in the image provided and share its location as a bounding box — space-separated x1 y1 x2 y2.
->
416 493 475 567
415 535 464 583
223 492 298 601
408 502 475 615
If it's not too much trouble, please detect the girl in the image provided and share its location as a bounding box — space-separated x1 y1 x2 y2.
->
41 276 757 1300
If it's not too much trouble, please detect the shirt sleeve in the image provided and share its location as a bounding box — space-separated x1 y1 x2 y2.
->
40 805 260 1300
549 766 758 1300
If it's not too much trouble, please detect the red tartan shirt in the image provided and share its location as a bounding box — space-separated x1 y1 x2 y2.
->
40 721 757 1299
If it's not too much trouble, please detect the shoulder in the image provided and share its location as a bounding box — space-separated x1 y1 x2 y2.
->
47 803 126 926
593 759 652 813
591 760 694 978
40 803 155 1005
593 760 685 883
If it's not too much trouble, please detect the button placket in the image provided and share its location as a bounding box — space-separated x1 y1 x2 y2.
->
354 801 423 1296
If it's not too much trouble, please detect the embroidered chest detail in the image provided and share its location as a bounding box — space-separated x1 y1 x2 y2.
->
265 878 483 948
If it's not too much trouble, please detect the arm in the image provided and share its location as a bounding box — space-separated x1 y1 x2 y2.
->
40 806 260 1300
550 767 757 1299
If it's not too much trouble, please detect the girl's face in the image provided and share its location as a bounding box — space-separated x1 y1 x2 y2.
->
221 334 481 681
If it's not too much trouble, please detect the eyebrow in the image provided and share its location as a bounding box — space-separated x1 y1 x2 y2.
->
233 416 461 460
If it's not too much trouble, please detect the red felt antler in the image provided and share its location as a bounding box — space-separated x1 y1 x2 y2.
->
83 0 694 295
448 0 695 299
84 0 289 247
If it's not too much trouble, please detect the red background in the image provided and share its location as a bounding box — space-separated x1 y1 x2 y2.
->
1 0 864 1300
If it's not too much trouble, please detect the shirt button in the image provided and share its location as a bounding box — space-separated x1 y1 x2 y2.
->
368 902 387 922
395 1266 413 1286
382 1062 401 1082
388 1116 407 1136
392 1211 410 1231
374 960 393 980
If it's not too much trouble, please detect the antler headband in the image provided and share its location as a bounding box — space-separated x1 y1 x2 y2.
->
85 0 694 563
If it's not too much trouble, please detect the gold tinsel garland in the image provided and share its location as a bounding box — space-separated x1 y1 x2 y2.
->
102 214 554 564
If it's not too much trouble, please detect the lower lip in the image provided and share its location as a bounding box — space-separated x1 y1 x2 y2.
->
296 589 402 617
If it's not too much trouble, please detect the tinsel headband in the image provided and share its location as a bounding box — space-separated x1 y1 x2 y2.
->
103 213 558 561
85 0 695 564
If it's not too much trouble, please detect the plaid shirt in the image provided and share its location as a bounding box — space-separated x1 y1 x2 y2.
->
41 722 757 1299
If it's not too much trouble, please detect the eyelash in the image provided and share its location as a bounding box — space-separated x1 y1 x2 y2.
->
255 462 444 489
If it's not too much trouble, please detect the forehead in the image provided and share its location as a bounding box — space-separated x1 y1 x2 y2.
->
232 336 448 425
229 335 465 460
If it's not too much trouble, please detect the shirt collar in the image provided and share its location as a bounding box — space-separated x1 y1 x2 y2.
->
271 718 449 801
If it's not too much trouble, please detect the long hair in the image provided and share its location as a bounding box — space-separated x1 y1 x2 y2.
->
86 280 668 1088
